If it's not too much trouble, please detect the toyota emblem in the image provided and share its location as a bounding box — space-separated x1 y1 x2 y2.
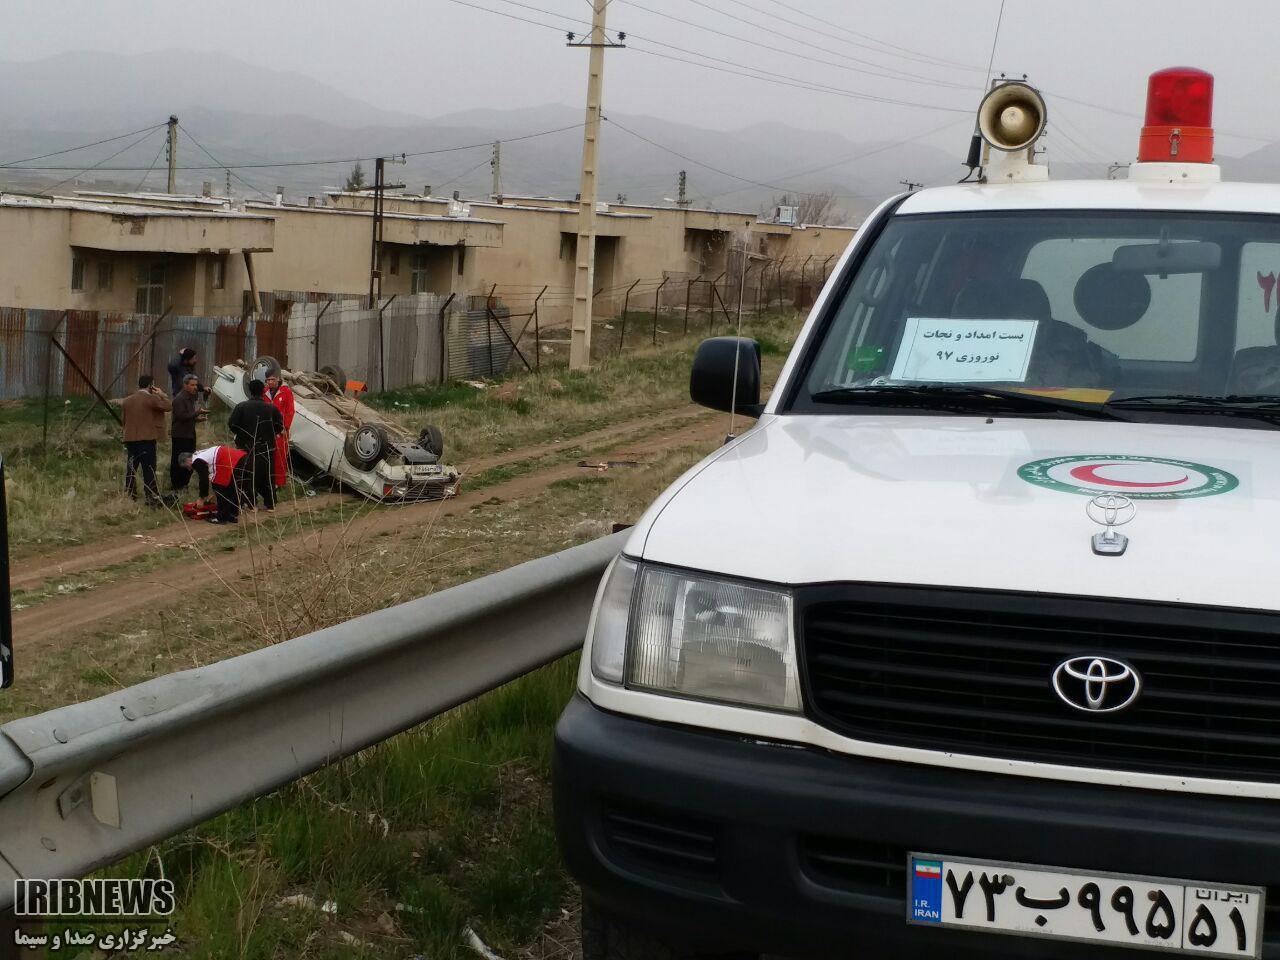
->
1051 656 1141 713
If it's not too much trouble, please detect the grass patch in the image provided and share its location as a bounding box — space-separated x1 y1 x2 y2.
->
2 309 803 558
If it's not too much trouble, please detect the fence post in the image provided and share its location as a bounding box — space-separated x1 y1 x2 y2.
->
377 294 397 392
484 283 497 376
485 302 533 373
617 279 640 356
311 300 332 372
775 257 788 310
683 274 701 334
651 277 669 346
822 254 835 283
437 292 456 384
42 311 68 451
707 271 725 335
531 285 548 371
50 338 122 427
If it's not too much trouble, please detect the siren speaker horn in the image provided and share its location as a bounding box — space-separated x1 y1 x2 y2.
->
977 81 1047 152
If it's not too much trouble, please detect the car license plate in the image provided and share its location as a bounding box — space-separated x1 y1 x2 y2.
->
409 465 441 476
908 854 1263 957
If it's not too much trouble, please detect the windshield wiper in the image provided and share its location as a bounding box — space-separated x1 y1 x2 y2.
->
1105 394 1280 424
809 384 1126 419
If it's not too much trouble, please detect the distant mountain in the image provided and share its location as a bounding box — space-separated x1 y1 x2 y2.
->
17 51 1277 223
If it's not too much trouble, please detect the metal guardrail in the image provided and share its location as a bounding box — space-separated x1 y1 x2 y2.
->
0 531 626 905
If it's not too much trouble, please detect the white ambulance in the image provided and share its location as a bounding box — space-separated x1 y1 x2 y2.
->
555 68 1280 960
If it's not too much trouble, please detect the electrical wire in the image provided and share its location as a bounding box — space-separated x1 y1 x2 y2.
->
618 0 974 91
178 123 272 198
627 45 969 112
0 122 167 167
983 0 1007 91
759 0 983 72
36 126 165 197
133 137 169 192
435 156 493 191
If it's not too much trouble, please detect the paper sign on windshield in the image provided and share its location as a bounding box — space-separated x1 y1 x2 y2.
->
889 318 1039 383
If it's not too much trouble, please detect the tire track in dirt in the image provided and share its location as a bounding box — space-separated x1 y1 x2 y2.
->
12 412 724 654
11 404 707 592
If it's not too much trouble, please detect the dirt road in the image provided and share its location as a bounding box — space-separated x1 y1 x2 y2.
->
11 404 708 592
11 409 723 655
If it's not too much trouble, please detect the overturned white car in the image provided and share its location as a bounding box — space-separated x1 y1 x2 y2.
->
211 358 460 503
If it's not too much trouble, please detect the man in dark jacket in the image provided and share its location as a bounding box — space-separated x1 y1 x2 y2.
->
228 379 284 511
167 347 198 395
169 373 202 491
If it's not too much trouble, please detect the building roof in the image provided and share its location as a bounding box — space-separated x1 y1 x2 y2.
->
245 199 502 226
0 192 271 221
75 190 231 207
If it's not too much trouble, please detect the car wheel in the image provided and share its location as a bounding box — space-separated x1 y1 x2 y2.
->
344 423 389 470
250 355 282 383
418 424 444 458
319 364 349 394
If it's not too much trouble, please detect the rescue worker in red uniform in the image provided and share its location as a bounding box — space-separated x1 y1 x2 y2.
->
264 372 295 489
180 445 248 524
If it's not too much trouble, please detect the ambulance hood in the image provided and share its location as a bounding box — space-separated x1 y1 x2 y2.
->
632 415 1280 611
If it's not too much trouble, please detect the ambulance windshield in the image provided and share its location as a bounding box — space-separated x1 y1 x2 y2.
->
792 211 1280 423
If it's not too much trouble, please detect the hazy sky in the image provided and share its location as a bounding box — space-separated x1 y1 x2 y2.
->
5 0 1278 164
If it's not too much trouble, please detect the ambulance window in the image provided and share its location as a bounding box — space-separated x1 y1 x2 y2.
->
1236 242 1280 350
1022 238 1201 362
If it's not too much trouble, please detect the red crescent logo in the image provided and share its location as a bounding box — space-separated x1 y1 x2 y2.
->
1069 463 1188 488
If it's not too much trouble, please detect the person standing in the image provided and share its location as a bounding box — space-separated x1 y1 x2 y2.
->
264 372 295 490
169 373 203 492
121 375 172 506
167 347 198 395
228 379 283 511
181 446 247 524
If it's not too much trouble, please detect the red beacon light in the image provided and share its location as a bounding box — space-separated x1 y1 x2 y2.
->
1138 67 1214 163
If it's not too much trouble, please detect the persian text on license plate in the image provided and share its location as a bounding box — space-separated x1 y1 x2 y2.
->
908 854 1263 957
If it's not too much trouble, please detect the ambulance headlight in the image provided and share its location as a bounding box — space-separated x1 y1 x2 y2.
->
590 561 799 712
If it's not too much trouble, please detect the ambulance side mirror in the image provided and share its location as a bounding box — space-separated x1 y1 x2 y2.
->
691 336 764 417
0 454 12 689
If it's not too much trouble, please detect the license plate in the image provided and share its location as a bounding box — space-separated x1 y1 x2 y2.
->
409 465 442 476
908 853 1264 957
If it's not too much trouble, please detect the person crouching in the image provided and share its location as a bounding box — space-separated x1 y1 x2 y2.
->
180 445 248 524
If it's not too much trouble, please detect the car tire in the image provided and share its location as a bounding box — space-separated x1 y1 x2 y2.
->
419 424 444 458
343 423 389 470
319 364 349 394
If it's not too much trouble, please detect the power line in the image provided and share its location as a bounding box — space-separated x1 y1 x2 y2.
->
487 0 971 93
35 126 166 196
177 123 272 199
134 137 169 192
435 156 493 190
763 0 982 71
0 122 167 167
605 116 827 195
628 45 969 112
3 120 589 172
983 0 1007 90
618 0 974 91
443 0 973 112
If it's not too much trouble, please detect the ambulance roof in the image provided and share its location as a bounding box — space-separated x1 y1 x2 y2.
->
898 177 1280 217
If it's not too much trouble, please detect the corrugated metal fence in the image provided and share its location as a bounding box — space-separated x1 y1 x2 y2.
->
0 309 286 401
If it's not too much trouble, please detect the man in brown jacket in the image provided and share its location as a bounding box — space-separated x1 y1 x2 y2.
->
121 375 172 505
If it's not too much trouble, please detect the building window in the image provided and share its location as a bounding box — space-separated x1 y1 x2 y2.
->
97 260 113 290
135 262 166 315
70 255 85 291
410 251 429 294
389 249 400 276
559 233 576 261
211 257 226 289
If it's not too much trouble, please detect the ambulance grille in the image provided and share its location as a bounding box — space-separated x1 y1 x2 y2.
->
799 586 1280 783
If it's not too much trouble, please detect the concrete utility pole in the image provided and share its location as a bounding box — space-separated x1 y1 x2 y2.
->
567 0 623 369
166 115 179 194
491 141 502 200
677 170 690 207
